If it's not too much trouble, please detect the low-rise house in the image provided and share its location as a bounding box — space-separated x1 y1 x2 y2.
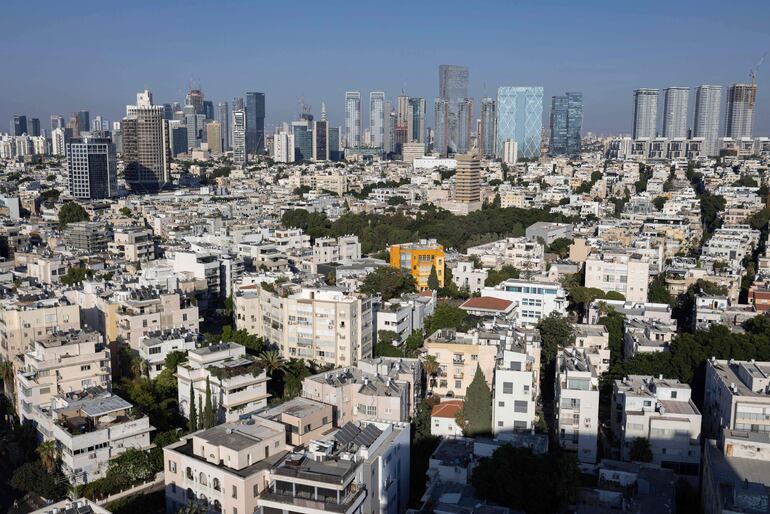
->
448 259 488 293
138 328 199 379
693 295 757 332
573 323 610 375
481 278 567 325
431 399 464 437
623 318 676 358
492 328 541 433
259 397 333 446
576 460 675 514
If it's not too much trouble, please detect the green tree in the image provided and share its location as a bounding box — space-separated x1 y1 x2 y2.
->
188 382 198 432
58 201 90 228
745 314 770 335
359 267 417 301
197 396 204 430
378 330 399 345
598 310 625 364
424 303 474 335
652 196 667 210
427 265 440 290
164 350 187 370
36 440 58 473
537 313 574 364
461 365 492 436
422 354 440 391
10 461 66 500
60 266 93 286
375 342 402 357
484 265 520 287
547 238 573 259
648 275 674 305
403 330 425 357
258 349 286 376
629 437 653 462
203 377 215 428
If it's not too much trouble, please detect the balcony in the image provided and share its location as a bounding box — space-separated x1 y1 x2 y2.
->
259 483 365 513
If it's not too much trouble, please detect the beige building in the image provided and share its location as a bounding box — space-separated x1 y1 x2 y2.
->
703 359 770 440
206 121 223 154
177 342 270 423
109 227 155 262
454 152 481 204
423 329 498 398
584 251 649 303
572 324 610 375
0 293 81 362
260 397 333 446
16 330 110 422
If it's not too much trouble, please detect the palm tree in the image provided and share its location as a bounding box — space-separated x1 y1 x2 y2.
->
258 350 286 377
0 359 14 397
421 355 440 391
36 440 58 473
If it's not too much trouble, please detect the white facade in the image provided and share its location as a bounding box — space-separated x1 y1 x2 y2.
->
503 139 518 165
449 260 487 293
556 347 599 464
493 331 540 433
703 359 770 440
481 278 567 325
584 251 649 303
273 130 295 163
138 328 198 379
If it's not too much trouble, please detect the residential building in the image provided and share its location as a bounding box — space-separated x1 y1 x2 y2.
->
216 101 229 149
448 259 487 293
623 318 676 357
454 152 481 205
431 399 464 437
493 328 541 433
389 239 445 290
433 97 449 156
345 92 361 148
577 460 675 514
525 221 573 245
109 226 154 262
206 120 223 154
423 329 498 398
693 85 722 156
584 251 649 303
232 109 247 167
633 88 659 139
66 136 118 199
573 324 610 375
481 278 567 325
177 342 270 423
313 235 361 265
725 83 756 139
479 97 496 157
611 375 701 476
556 347 599 464
30 499 111 514
273 129 294 163
259 397 333 446
63 222 109 254
369 92 385 148
496 86 544 160
376 292 436 343
138 328 199 379
662 87 689 138
467 237 544 272
122 90 170 193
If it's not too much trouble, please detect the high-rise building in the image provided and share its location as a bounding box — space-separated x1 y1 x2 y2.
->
434 98 449 156
167 121 188 157
206 121 223 154
162 103 173 120
77 111 90 133
693 85 722 156
662 87 689 138
66 136 118 199
10 115 27 136
273 130 295 163
456 98 473 153
725 83 756 139
632 89 659 139
455 153 481 204
384 101 395 154
246 92 265 153
232 109 247 167
122 90 170 193
369 92 385 149
292 120 312 161
313 112 329 161
184 106 206 150
397 95 410 127
438 64 470 154
479 97 496 157
50 115 65 132
202 100 214 120
550 92 583 156
216 102 229 150
496 86 544 160
408 97 426 144
344 91 361 148
185 89 204 114
328 126 341 161
51 127 69 157
28 118 41 137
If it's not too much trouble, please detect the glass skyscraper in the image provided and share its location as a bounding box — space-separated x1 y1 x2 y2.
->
479 97 496 157
496 86 544 160
328 126 341 161
662 87 689 139
549 92 583 156
292 121 312 161
725 83 756 139
344 91 361 148
246 92 265 153
632 89 658 139
438 64 469 154
369 92 385 148
433 98 449 156
693 85 722 156
66 136 118 199
216 102 229 150
408 97 426 143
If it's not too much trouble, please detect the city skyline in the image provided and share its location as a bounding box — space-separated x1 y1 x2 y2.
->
1 0 769 135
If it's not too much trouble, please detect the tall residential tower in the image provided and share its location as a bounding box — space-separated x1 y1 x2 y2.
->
693 85 722 156
632 88 659 139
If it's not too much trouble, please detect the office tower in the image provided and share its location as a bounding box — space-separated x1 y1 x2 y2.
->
693 85 722 156
456 98 472 153
216 102 229 149
455 153 481 204
206 121 223 154
632 89 658 139
434 98 449 156
122 90 170 193
28 118 41 137
186 89 204 114
438 64 470 153
163 104 173 120
184 106 206 150
51 127 69 156
550 92 583 156
246 92 265 153
503 140 518 165
232 109 247 167
384 101 395 154
66 136 118 199
313 109 329 161
408 97 426 144
10 115 27 136
397 95 410 126
168 121 188 157
369 92 385 148
202 100 214 120
479 97 496 157
291 120 312 161
344 91 361 148
273 130 295 163
725 83 757 139
232 97 244 111
50 115 65 132
496 86 544 160
328 126 341 161
662 87 689 138
77 111 90 133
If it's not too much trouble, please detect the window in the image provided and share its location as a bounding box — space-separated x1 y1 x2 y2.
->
168 460 176 473
454 380 462 389
503 382 513 394
498 401 505 407
498 421 503 427
671 391 678 399
253 484 259 497
232 485 237 499
514 401 528 413
80 365 91 371
149 347 161 355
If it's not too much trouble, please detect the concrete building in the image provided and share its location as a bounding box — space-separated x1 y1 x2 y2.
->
431 399 465 437
375 292 436 344
389 239 445 291
556 347 599 464
454 152 481 205
177 342 269 423
260 397 333 446
573 324 611 376
66 136 118 199
584 251 649 303
703 359 770 440
693 85 722 156
122 90 170 193
633 89 659 140
206 120 223 154
725 83 757 139
623 318 676 358
662 87 689 139
448 259 488 293
481 278 567 325
493 328 541 433
138 328 199 380
525 221 573 245
108 227 154 262
423 329 498 398
611 375 701 476
63 221 109 254
232 109 247 167
313 235 361 266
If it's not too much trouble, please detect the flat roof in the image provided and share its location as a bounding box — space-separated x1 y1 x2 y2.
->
196 421 283 451
261 397 329 419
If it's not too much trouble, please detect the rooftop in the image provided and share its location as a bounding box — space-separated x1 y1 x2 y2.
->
196 421 284 451
261 397 329 420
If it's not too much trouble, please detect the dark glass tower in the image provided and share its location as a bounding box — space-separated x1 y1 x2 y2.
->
246 92 265 153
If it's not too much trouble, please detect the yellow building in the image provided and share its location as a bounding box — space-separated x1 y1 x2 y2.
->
389 238 445 290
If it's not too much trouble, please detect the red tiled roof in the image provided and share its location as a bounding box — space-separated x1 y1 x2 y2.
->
420 290 435 297
431 399 464 418
460 296 513 312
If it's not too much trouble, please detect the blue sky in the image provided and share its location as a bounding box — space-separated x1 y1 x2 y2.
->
1 0 769 135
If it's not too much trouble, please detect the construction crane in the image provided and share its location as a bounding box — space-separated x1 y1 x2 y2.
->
749 52 767 108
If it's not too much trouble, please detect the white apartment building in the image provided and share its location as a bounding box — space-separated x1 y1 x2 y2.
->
0 293 81 362
623 318 676 358
466 237 545 272
16 330 110 423
573 324 610 375
282 287 373 368
556 347 599 464
171 251 222 298
138 328 199 379
493 328 541 433
375 292 435 344
611 375 701 476
584 251 650 303
108 227 155 262
701 225 760 268
448 259 488 293
703 359 770 440
46 389 153 484
25 254 69 285
586 299 675 326
177 342 270 423
481 278 567 325
312 235 361 265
